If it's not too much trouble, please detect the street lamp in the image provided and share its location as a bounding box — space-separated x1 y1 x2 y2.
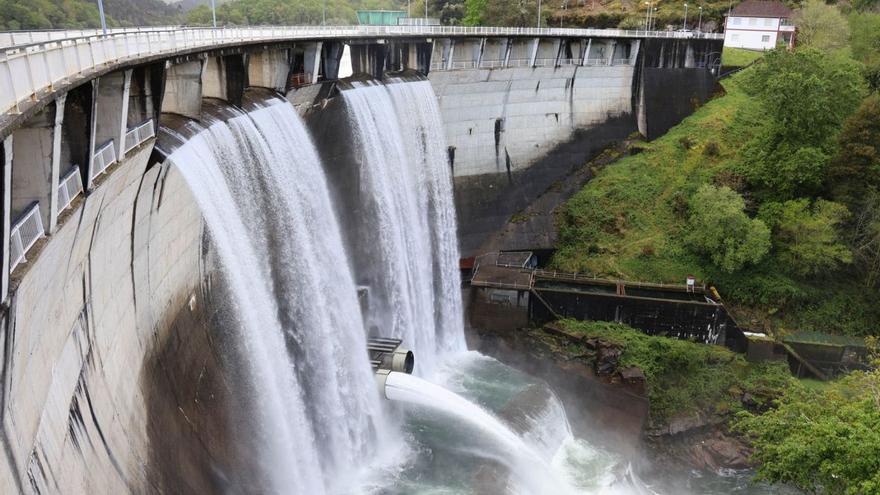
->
537 0 542 28
697 6 703 31
426 0 429 18
683 2 689 30
97 0 107 34
210 0 217 27
322 0 326 25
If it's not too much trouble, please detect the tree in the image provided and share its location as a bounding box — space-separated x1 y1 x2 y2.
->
849 12 880 90
794 0 851 52
736 364 880 494
463 0 540 26
739 49 866 199
828 95 880 209
685 185 771 273
759 199 852 277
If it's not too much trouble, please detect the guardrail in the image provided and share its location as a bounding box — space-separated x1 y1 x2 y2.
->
57 166 83 214
0 25 722 116
123 118 155 155
9 202 45 271
90 140 117 181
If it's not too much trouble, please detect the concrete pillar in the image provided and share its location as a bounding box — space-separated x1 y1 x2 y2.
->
477 38 487 68
12 104 55 228
92 71 128 161
249 48 290 91
406 43 419 71
629 40 641 65
202 57 228 101
161 60 203 121
87 79 98 189
529 38 540 67
553 39 563 66
607 40 617 65
582 38 592 65
445 40 456 71
321 42 345 80
503 38 512 67
48 94 65 233
1 136 11 302
117 70 132 160
303 42 323 85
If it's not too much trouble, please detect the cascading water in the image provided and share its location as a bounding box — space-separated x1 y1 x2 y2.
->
341 80 466 375
167 97 386 494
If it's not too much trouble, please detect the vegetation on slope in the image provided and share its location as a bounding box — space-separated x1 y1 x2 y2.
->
0 0 181 30
552 38 879 337
721 47 764 67
559 320 792 423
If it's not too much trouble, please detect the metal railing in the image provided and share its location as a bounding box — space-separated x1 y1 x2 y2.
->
57 166 83 214
123 118 155 154
0 25 722 115
90 140 117 181
9 202 45 271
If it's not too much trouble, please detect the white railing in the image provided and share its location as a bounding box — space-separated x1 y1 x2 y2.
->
90 140 117 181
9 202 45 271
124 118 155 154
57 166 83 214
0 25 723 115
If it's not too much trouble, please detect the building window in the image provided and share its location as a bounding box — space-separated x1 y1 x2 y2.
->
732 17 741 25
748 17 757 26
764 18 772 26
762 35 771 42
731 34 741 42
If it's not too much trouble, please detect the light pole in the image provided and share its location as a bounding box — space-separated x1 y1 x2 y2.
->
537 0 542 28
210 0 217 27
322 0 326 25
97 0 107 34
683 2 689 30
697 6 702 31
425 0 429 18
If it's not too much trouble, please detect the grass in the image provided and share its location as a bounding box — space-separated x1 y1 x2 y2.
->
722 47 766 67
551 69 880 337
560 320 792 423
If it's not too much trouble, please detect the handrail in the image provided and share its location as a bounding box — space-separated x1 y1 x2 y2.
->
0 25 722 115
90 140 117 181
57 166 83 214
9 202 45 271
124 118 155 154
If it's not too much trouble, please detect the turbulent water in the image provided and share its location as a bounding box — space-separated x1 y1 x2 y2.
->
341 80 466 375
167 81 793 495
168 99 385 494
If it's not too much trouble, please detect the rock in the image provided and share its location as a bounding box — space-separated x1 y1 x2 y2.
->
619 366 645 383
595 345 622 375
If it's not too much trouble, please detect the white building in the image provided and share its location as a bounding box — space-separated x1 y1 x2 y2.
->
724 1 796 51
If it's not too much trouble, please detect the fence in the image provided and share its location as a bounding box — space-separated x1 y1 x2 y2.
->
90 140 117 181
57 166 83 214
0 25 722 115
9 202 45 272
123 119 155 155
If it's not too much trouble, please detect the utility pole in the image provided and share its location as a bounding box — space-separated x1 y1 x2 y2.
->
97 0 107 34
644 1 651 31
697 6 702 31
322 0 327 25
537 0 542 28
210 0 217 27
425 0 429 18
683 2 688 30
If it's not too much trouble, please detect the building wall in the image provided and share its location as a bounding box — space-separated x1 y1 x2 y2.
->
724 16 781 50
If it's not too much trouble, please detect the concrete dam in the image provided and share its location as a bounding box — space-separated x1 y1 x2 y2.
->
0 26 725 494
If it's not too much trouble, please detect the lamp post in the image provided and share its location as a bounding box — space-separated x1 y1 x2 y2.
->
322 0 326 25
426 0 429 18
97 0 107 34
645 1 651 31
683 2 689 30
697 6 703 31
537 0 543 28
210 0 217 27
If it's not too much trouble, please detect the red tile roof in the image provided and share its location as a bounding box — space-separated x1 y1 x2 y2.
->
730 0 793 18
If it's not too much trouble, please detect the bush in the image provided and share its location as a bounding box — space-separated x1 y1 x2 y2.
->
686 185 771 272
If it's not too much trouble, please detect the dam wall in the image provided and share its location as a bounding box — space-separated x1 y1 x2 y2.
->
0 145 221 492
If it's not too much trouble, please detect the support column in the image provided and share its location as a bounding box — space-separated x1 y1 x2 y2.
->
304 42 323 84
445 40 456 70
477 38 487 68
160 60 203 121
607 40 616 65
117 70 132 160
629 39 641 65
553 38 563 66
529 38 540 67
87 79 98 189
503 38 512 67
249 48 291 90
48 94 66 233
582 38 592 66
1 136 11 302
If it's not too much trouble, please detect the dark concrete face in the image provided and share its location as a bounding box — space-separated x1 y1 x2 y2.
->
641 67 717 140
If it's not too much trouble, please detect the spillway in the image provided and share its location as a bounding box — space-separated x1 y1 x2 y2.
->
169 97 385 494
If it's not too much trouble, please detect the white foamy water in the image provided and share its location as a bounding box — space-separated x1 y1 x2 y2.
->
341 80 466 375
169 99 386 494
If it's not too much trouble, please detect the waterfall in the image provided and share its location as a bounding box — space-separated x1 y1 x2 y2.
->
341 80 466 375
169 98 385 494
